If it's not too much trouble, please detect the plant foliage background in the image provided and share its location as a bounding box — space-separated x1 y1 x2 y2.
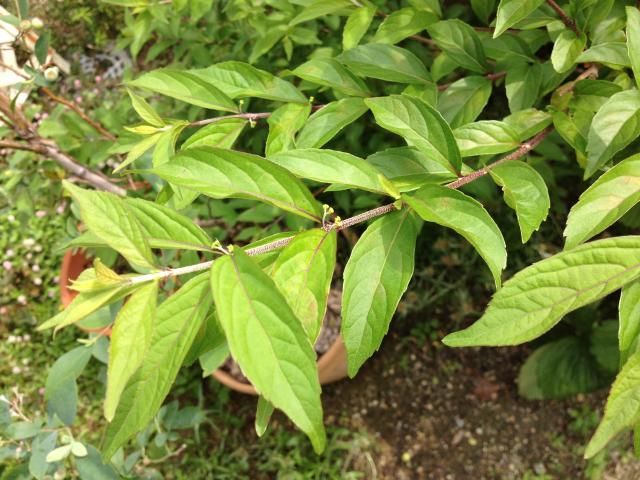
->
3 0 640 477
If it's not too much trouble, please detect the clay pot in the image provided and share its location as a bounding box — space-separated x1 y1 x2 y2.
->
59 249 112 335
59 249 90 308
211 336 349 395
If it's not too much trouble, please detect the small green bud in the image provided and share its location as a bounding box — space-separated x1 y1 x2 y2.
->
19 19 32 31
31 17 44 29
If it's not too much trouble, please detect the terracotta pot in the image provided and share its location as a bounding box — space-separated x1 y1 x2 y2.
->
212 336 349 395
59 249 90 308
59 249 112 335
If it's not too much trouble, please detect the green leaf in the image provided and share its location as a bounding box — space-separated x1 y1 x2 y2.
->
367 147 457 191
490 161 550 242
191 61 307 103
518 336 605 400
5 421 42 440
45 346 92 425
113 133 161 173
565 154 640 248
443 236 640 347
249 26 287 64
63 181 155 270
551 31 587 73
199 339 229 377
338 43 431 84
343 5 376 50
426 20 488 73
494 0 545 38
365 95 462 175
342 210 421 377
405 185 506 288
103 273 212 459
552 110 586 154
454 120 520 157
75 445 119 480
503 108 552 141
585 90 640 178
71 442 88 458
35 31 50 65
105 281 157 422
151 123 187 167
29 432 57 480
182 119 246 150
210 250 326 453
266 103 311 156
437 76 492 128
627 7 640 89
471 0 497 24
186 312 226 367
289 0 353 26
403 82 438 107
127 69 238 112
585 349 640 458
46 445 72 463
151 147 322 221
296 98 368 149
255 397 275 437
505 63 542 113
268 148 388 194
126 89 164 127
577 42 630 69
373 7 437 45
292 58 370 97
271 229 337 342
38 272 133 331
620 280 640 363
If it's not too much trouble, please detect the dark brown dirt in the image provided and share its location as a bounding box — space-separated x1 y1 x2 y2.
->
315 332 640 479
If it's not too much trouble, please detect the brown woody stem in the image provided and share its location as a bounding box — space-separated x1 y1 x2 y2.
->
127 125 552 285
546 0 579 35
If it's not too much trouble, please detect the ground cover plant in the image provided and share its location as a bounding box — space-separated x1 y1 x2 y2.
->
3 0 640 477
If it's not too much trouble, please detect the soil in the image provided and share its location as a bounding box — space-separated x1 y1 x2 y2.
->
220 327 640 479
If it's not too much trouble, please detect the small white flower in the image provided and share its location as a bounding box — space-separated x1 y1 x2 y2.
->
32 264 40 272
53 276 59 284
17 295 27 305
21 358 29 365
56 203 66 214
23 334 31 342
0 306 7 315
25 253 32 260
34 245 42 253
22 238 35 248
33 277 42 286
44 67 59 82
35 210 46 218
7 335 15 343
38 387 45 395
31 17 44 29
3 260 12 271
7 214 15 222
11 366 21 375
74 79 82 89
6 249 14 257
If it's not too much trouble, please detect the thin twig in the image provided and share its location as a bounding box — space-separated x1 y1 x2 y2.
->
189 104 326 128
556 65 599 97
438 71 506 91
445 126 553 189
41 87 116 141
546 0 579 35
125 125 551 285
409 35 437 47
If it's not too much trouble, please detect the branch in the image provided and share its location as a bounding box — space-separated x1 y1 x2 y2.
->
34 138 126 196
41 87 116 141
438 71 506 91
125 126 552 286
546 0 579 35
445 126 553 189
0 137 127 196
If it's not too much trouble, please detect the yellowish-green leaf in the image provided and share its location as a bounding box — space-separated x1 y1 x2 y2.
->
210 250 326 453
182 118 246 150
438 76 492 128
103 273 212 459
126 89 164 127
292 58 370 97
63 181 155 271
343 5 375 50
490 160 550 243
494 0 545 38
342 209 421 377
296 98 368 149
105 281 157 421
373 7 437 45
266 103 311 156
151 147 322 222
443 236 640 347
404 184 507 287
426 19 488 73
454 120 520 157
626 7 640 89
565 154 640 248
271 229 337 342
620 279 640 364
